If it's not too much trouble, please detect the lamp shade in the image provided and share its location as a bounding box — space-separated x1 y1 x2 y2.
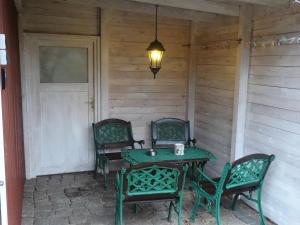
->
147 39 165 77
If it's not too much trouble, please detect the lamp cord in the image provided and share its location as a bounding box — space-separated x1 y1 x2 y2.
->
155 5 158 40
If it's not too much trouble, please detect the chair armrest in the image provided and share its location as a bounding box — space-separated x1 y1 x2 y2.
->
188 138 196 147
196 168 217 188
134 140 145 148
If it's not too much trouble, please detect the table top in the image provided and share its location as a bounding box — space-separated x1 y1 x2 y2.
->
121 147 216 165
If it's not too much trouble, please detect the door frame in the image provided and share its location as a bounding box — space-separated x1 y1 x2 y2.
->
21 33 100 178
0 81 8 225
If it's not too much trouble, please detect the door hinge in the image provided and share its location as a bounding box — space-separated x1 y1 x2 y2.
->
0 34 8 90
0 180 4 186
0 34 8 65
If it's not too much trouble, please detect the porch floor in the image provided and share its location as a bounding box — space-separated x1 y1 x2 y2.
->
21 172 275 225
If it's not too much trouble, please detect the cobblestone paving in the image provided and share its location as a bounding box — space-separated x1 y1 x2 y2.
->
21 172 275 225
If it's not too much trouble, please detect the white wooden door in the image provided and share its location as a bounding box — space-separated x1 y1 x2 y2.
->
23 34 99 178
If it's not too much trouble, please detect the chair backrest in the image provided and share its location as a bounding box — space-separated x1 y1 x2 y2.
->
92 118 135 150
151 118 191 148
219 154 275 194
118 163 188 199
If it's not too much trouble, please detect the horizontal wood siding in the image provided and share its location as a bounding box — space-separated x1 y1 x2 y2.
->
107 10 189 146
245 7 300 224
194 22 238 176
21 0 99 35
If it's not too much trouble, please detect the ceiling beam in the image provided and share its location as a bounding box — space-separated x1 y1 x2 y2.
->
129 0 239 16
236 0 289 6
36 0 234 22
214 0 290 7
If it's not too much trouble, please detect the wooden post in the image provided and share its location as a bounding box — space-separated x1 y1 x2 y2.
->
231 5 252 161
100 9 110 120
187 21 197 136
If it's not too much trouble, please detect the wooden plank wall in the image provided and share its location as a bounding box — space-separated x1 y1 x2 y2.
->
106 10 190 146
0 0 25 224
245 6 300 225
21 0 100 35
194 21 238 176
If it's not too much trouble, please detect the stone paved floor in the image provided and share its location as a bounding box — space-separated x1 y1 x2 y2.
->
21 172 275 225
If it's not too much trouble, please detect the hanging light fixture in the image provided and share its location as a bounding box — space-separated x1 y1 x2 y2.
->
147 5 165 79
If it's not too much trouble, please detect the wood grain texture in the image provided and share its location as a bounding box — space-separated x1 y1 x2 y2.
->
106 10 189 146
0 0 25 225
194 21 238 177
244 7 300 224
20 0 99 35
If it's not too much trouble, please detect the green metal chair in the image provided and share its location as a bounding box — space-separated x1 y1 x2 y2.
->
151 118 199 179
115 163 189 225
190 154 275 225
92 119 144 189
151 118 196 148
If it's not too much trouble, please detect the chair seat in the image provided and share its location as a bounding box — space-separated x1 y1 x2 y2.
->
97 152 122 160
199 178 220 195
124 193 178 203
199 178 258 196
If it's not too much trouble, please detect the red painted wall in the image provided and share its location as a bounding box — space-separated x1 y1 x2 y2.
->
0 0 25 225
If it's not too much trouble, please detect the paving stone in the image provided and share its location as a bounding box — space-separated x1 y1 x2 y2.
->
25 179 37 186
24 185 35 193
102 201 114 208
65 187 81 198
63 173 75 179
53 202 71 210
23 197 34 206
48 191 66 200
34 209 54 219
71 197 87 207
35 184 49 191
49 178 62 186
72 208 90 217
21 217 34 225
54 208 73 218
34 218 49 225
85 199 102 209
35 201 53 211
90 215 113 225
51 196 71 205
24 191 34 198
34 191 48 201
88 207 107 217
49 216 69 225
69 215 90 225
48 186 65 194
75 173 93 181
36 176 49 185
22 206 34 218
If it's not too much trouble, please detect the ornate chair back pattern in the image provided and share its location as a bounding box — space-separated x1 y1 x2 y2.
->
157 123 186 142
223 154 275 192
151 118 194 148
93 119 134 150
126 166 180 196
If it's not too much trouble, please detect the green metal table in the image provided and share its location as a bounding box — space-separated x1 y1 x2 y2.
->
121 147 216 166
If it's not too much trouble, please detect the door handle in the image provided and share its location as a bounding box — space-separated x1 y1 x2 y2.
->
0 180 4 186
85 100 94 109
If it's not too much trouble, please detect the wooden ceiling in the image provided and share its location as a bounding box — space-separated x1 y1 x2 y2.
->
16 0 293 22
130 0 290 16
